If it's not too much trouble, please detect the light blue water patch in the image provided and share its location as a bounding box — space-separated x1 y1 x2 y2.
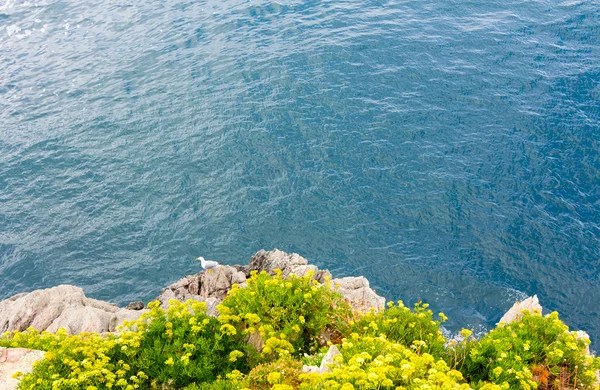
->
1 0 599 345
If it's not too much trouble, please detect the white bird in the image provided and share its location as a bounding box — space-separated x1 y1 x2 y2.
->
196 256 220 271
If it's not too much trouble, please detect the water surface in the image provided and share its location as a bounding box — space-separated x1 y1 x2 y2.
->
1 0 599 343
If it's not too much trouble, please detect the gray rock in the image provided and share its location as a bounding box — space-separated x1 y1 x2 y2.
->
498 295 542 324
249 249 332 283
125 301 145 310
319 344 341 372
156 265 247 315
575 330 592 355
0 347 45 390
0 285 145 334
333 276 386 312
302 345 342 374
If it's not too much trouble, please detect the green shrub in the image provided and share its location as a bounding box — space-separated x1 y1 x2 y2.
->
125 300 248 387
243 357 303 390
217 269 352 357
448 311 600 390
298 333 469 390
0 299 247 389
345 300 447 357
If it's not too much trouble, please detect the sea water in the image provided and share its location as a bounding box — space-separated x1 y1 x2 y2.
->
1 0 599 344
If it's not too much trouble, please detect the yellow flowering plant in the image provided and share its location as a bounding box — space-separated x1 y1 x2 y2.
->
345 300 447 356
448 311 600 389
0 299 248 389
217 270 352 357
299 333 470 390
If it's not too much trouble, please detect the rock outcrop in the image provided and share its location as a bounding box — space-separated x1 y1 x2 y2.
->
156 249 385 316
0 285 146 334
498 295 542 324
333 276 386 312
302 344 341 373
248 249 332 283
0 347 45 390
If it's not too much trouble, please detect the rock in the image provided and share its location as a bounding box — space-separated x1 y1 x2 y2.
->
247 331 264 352
498 295 542 324
125 301 145 310
249 249 332 283
302 364 321 373
575 330 592 355
157 265 247 315
0 347 45 390
158 250 386 314
302 345 341 374
200 266 246 300
0 285 146 334
319 344 341 372
333 276 386 312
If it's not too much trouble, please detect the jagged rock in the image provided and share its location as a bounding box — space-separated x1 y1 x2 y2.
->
0 347 45 390
157 265 246 315
333 276 385 312
125 301 145 310
302 345 341 373
0 285 146 334
498 295 542 324
319 344 341 372
200 266 247 299
247 331 264 352
575 330 592 355
249 249 332 283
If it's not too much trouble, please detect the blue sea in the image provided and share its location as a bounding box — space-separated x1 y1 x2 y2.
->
1 0 599 343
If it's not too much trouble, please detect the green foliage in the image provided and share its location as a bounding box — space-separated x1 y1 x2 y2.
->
0 299 247 389
345 300 447 356
128 300 248 387
2 274 599 390
244 358 304 390
448 311 600 390
217 269 352 357
298 333 469 390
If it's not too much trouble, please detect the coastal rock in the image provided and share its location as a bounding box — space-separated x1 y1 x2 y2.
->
498 295 542 324
333 276 386 312
125 301 145 311
302 345 341 374
0 347 45 390
157 265 246 314
248 249 332 283
158 250 385 314
0 285 146 334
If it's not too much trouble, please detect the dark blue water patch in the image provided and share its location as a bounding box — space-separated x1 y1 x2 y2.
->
1 0 599 347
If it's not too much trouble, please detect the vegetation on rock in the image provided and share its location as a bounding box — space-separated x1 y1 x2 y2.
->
1 270 598 390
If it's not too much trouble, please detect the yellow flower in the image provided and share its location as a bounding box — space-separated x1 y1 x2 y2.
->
267 371 282 384
220 324 237 336
164 357 174 366
229 350 244 362
493 367 503 377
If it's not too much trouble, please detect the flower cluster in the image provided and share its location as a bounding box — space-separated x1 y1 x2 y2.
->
447 310 600 389
217 269 352 357
345 300 447 356
299 333 469 389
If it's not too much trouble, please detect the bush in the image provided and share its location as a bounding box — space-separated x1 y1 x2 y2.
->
298 333 469 390
217 269 352 357
0 299 247 389
345 300 447 357
448 311 600 389
243 357 304 390
124 299 248 387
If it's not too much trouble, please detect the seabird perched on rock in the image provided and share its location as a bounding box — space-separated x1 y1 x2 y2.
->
196 256 219 272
